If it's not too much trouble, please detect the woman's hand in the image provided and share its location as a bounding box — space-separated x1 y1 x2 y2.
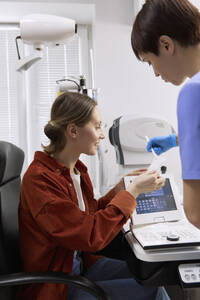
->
114 169 148 194
126 171 165 198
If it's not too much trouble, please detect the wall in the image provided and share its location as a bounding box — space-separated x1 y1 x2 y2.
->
0 0 184 194
94 0 182 193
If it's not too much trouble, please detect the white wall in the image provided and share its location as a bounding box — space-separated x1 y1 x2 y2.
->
94 0 182 193
0 0 184 193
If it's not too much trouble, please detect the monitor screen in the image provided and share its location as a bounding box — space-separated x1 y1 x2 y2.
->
135 178 177 214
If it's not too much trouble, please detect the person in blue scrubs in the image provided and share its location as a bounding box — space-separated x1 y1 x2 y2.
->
131 0 200 229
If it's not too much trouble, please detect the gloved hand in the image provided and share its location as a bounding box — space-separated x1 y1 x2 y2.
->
146 133 177 155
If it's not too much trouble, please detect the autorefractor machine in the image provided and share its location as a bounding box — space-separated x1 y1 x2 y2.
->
108 115 200 300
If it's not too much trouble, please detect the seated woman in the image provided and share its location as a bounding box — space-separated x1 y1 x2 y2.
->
18 91 169 300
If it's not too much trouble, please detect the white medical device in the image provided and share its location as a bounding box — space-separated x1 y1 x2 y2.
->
16 14 77 71
109 115 174 166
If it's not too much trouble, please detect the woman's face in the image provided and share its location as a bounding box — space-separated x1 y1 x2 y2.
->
76 106 105 156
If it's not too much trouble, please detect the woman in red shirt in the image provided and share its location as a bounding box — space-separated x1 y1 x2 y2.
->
19 91 167 300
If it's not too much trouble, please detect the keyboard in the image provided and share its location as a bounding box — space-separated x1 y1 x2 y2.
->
130 220 200 250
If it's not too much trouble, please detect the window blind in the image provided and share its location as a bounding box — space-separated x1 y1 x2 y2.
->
0 24 100 195
0 25 88 161
27 27 87 163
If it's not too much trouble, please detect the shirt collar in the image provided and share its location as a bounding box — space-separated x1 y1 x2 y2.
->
34 151 88 175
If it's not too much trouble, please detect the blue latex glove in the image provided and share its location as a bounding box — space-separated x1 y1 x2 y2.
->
146 133 177 155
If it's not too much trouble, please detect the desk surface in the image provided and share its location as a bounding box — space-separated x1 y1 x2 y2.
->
123 216 200 262
126 231 200 262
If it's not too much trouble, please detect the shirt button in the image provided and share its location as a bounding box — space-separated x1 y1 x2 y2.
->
56 169 60 173
69 183 72 187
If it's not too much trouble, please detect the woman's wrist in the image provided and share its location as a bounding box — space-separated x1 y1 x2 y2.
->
115 178 139 199
114 178 125 195
126 185 139 199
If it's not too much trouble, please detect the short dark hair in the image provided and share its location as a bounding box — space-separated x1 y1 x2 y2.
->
43 91 97 155
131 0 200 60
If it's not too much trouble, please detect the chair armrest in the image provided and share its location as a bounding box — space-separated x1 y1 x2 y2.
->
0 271 111 300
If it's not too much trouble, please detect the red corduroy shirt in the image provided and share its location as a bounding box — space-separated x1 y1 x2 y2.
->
18 151 136 300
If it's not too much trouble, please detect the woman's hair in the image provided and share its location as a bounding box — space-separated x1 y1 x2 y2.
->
43 91 97 155
131 0 200 60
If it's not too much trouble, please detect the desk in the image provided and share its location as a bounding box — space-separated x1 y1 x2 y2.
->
125 231 200 262
124 222 200 300
95 226 200 299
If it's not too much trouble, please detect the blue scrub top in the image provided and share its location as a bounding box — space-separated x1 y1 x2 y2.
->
177 71 200 179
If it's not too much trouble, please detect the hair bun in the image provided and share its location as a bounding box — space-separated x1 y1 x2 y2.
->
44 121 60 141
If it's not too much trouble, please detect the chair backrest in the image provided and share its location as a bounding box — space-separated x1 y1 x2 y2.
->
0 141 24 274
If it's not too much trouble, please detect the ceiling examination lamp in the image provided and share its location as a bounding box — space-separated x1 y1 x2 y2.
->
16 14 77 72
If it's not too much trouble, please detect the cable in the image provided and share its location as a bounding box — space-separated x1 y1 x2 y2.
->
15 36 22 60
123 230 131 236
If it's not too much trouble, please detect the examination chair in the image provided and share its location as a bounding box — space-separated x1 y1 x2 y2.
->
0 141 110 300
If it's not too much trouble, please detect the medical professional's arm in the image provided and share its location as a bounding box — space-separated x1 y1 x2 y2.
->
177 82 200 229
183 180 200 229
147 133 178 155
